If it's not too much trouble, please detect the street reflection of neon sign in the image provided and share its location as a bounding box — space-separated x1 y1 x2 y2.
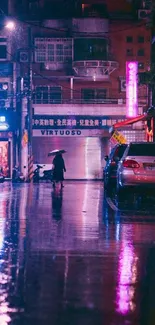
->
116 242 138 315
126 61 138 118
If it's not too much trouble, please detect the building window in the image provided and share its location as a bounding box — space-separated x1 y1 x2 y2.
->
137 49 145 56
0 38 7 60
138 62 144 69
33 86 62 104
82 3 108 18
49 87 62 103
126 48 133 56
74 38 107 61
56 44 63 62
126 36 133 43
47 44 54 61
35 44 46 62
35 38 72 63
81 88 107 103
138 36 144 43
28 0 39 14
0 38 7 43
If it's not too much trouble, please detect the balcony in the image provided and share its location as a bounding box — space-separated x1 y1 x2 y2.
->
73 37 118 78
43 18 109 34
33 102 126 117
73 60 119 79
33 95 146 117
72 18 109 34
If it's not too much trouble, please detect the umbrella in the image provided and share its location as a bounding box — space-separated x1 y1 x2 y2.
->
48 149 66 157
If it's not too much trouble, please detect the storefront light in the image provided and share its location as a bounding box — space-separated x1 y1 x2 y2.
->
0 123 9 131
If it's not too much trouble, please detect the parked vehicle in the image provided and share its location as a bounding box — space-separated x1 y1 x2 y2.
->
103 144 127 192
33 164 43 182
33 164 53 182
43 169 53 182
117 142 155 200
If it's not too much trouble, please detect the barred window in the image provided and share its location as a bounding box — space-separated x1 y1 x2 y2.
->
36 44 46 62
56 44 63 62
35 38 72 63
33 86 62 104
47 44 54 62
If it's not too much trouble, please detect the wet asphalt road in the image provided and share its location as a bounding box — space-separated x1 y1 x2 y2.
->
0 181 155 325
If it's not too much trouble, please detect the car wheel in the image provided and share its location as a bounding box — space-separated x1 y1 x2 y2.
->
106 182 116 197
116 186 127 209
117 186 136 209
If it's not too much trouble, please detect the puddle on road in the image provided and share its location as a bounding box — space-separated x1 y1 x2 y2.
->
0 182 154 324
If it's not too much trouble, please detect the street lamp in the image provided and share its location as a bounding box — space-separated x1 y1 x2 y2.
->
5 21 15 30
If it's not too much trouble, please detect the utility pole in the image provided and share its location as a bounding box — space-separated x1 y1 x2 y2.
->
151 5 155 142
27 26 33 182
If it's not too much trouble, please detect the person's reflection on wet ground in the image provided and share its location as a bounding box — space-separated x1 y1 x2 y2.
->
52 186 63 220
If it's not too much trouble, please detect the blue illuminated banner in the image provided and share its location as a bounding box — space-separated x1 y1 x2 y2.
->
0 112 17 131
32 115 126 129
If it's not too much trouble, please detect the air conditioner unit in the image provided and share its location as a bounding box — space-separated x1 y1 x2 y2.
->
0 99 9 108
19 51 29 63
138 9 151 19
120 79 126 92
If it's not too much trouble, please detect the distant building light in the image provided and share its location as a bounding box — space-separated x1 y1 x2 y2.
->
0 117 6 122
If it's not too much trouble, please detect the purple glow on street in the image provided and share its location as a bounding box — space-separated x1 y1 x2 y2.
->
126 61 138 117
116 241 138 315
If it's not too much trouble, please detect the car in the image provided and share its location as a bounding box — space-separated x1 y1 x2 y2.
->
103 143 127 192
117 142 155 200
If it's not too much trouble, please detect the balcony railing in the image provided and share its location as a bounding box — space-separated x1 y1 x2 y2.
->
33 98 147 105
33 98 125 105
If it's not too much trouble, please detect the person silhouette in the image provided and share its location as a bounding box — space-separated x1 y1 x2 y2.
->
52 153 66 188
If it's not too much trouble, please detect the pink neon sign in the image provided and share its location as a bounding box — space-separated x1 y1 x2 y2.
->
126 61 138 117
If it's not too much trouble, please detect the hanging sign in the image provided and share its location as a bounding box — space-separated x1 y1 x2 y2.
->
110 130 127 145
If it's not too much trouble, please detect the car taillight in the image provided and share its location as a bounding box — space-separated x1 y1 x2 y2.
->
111 161 116 166
123 159 140 168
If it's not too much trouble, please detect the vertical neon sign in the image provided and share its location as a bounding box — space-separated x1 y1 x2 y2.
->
126 61 138 117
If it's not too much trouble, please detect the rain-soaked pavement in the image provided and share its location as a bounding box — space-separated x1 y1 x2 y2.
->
1 181 155 324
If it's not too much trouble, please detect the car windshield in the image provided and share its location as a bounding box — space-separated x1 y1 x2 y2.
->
113 145 127 159
128 144 155 156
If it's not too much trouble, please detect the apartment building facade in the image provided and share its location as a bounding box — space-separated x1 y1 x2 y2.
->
2 0 151 179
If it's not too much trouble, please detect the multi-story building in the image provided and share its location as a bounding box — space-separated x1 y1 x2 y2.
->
7 0 152 179
0 2 17 177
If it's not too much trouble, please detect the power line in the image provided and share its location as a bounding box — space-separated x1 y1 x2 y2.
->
12 15 147 35
0 3 148 36
5 49 110 94
0 4 151 95
5 47 152 97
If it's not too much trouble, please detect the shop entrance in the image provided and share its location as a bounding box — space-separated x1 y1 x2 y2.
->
0 141 10 177
32 136 109 180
